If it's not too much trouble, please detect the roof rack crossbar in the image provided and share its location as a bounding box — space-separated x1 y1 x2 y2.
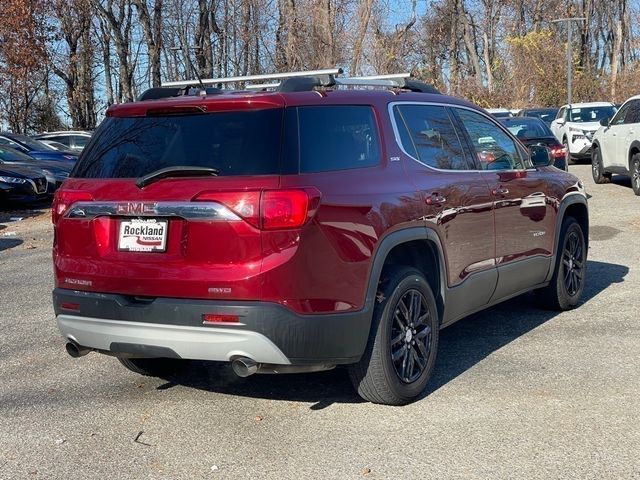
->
349 73 411 81
162 68 343 88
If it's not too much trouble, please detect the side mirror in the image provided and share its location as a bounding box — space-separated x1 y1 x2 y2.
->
599 117 610 127
555 119 565 125
529 145 554 167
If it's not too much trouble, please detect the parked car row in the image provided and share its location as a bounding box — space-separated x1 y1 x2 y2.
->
0 130 91 208
489 96 640 196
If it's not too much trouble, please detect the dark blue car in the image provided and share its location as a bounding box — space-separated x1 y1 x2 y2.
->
0 132 78 163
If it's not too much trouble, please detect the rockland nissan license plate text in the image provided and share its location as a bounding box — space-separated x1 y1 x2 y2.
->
118 218 168 252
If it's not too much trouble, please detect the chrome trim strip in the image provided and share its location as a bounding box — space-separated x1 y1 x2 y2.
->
387 101 535 173
65 201 242 221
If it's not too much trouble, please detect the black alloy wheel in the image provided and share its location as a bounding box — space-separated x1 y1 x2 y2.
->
348 267 439 405
561 229 584 296
390 289 432 383
536 217 586 311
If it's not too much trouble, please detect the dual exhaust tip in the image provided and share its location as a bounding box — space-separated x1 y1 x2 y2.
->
65 341 91 358
65 346 332 378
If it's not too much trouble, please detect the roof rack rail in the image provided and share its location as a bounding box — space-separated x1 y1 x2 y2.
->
140 68 440 101
161 68 343 88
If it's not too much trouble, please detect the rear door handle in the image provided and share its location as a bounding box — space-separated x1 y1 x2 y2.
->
426 193 446 206
492 186 509 196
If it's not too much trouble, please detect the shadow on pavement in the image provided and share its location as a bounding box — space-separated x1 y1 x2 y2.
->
162 260 628 407
0 238 23 252
611 175 632 189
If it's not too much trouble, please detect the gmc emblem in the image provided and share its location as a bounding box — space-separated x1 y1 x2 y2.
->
116 202 157 215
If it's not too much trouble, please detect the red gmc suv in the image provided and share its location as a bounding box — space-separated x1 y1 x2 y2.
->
52 71 588 405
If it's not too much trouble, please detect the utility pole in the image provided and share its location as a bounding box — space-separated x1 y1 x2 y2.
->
552 17 587 106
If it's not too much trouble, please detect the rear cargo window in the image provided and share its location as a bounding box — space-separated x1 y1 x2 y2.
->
72 109 283 178
298 106 380 173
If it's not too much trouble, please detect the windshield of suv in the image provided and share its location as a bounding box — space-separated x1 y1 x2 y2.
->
501 118 553 139
73 109 284 178
0 146 34 162
569 106 616 123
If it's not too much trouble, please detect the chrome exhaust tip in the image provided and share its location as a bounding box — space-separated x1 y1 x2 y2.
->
231 357 258 377
65 341 91 358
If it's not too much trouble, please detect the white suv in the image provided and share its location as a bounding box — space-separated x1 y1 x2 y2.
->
550 102 617 164
591 95 640 195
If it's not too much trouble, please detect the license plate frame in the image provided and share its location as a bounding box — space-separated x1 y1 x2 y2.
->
117 218 168 253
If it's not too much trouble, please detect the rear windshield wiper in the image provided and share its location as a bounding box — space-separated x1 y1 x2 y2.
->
136 166 219 188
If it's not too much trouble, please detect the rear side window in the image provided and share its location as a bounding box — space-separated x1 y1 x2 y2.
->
297 106 380 173
72 109 283 178
393 104 471 170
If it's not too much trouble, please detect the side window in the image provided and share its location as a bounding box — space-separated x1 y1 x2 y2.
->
556 107 566 121
298 106 380 173
51 136 72 146
73 136 90 149
611 100 640 125
393 104 471 170
623 101 640 125
455 108 525 171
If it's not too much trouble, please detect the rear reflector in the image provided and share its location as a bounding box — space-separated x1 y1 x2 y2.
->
202 314 240 325
60 302 80 312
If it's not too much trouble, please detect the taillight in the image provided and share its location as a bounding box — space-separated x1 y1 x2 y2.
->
262 190 310 230
551 146 568 158
194 188 320 230
195 191 261 227
52 190 93 224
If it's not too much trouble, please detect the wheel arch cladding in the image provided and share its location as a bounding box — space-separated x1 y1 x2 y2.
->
562 199 589 250
367 228 445 325
544 195 588 283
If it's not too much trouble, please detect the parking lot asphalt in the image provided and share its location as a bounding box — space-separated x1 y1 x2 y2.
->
0 164 639 480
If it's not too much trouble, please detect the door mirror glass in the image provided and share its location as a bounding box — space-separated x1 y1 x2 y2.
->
529 145 554 167
599 117 610 127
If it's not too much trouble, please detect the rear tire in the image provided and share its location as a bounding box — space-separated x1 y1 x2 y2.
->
591 148 611 184
631 154 640 196
118 357 186 377
536 217 586 311
348 267 439 405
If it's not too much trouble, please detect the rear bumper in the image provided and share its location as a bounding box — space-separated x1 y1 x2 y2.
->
53 289 372 365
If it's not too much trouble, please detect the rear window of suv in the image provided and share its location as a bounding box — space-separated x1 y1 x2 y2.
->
73 105 382 178
72 109 284 178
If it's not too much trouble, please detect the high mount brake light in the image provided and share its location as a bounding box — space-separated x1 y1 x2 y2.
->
194 188 320 230
52 190 93 224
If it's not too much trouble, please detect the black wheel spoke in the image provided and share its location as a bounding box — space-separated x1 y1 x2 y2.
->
415 325 431 340
392 344 407 362
415 337 430 360
391 331 404 346
397 299 409 320
389 288 434 384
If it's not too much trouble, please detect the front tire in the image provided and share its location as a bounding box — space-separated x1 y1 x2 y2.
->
348 267 439 405
591 148 611 184
631 154 640 196
536 217 586 310
118 357 186 377
564 138 576 165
